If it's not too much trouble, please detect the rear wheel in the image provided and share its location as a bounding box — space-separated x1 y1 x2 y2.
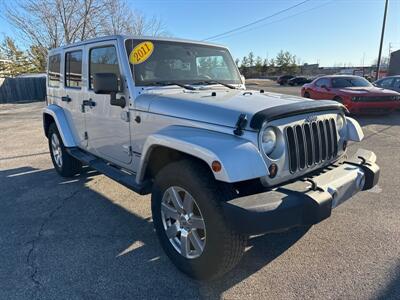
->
48 123 81 177
304 91 311 98
151 159 246 280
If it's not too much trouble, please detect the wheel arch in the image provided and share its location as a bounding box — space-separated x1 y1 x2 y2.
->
135 126 268 185
43 104 77 147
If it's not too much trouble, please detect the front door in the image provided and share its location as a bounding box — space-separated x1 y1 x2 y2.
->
84 42 132 165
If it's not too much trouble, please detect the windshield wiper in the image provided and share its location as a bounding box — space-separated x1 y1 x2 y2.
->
153 81 196 91
192 80 237 89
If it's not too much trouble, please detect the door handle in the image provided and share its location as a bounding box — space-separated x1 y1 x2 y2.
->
82 99 96 107
61 96 71 102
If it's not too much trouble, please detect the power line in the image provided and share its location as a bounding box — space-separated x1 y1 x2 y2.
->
203 0 312 41
208 0 333 41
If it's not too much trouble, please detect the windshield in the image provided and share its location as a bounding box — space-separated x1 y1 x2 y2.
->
331 77 372 88
125 39 241 86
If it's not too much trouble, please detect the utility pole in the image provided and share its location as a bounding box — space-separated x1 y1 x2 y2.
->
376 0 389 80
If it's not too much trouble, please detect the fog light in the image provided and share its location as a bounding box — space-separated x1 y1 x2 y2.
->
211 161 222 172
269 163 278 178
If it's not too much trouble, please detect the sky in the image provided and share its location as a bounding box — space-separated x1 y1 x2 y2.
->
1 0 399 67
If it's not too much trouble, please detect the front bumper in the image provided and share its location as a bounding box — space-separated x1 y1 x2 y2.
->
346 101 400 114
222 149 380 235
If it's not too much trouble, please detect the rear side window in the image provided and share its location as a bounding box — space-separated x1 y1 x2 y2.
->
89 46 121 90
65 50 83 88
315 78 330 87
48 54 61 87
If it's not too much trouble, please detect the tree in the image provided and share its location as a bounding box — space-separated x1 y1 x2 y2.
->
275 50 298 74
234 58 240 67
247 51 255 67
0 37 31 77
255 56 263 73
2 0 167 73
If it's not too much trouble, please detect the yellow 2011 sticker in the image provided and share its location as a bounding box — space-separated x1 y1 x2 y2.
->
129 41 154 65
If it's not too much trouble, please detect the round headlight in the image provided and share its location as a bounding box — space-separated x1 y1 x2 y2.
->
261 127 277 155
336 114 345 132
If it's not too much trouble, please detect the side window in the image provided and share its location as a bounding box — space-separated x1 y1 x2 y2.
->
378 78 394 88
48 54 61 87
65 50 83 88
393 78 400 88
315 78 329 87
89 46 121 90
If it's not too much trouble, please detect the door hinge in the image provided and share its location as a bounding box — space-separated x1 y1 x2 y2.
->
84 132 88 140
121 111 130 122
122 145 133 156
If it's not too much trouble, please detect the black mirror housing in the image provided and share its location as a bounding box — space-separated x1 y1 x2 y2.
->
93 73 118 94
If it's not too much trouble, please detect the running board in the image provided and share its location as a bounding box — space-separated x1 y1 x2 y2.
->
66 148 150 195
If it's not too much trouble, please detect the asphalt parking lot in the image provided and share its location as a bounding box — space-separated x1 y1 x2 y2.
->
1 85 399 299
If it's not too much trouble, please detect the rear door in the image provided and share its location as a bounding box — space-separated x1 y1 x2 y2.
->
83 41 132 165
58 46 86 147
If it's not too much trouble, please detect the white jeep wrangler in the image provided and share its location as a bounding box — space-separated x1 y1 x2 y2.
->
43 35 380 279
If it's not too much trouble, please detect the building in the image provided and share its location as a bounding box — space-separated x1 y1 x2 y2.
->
388 49 400 76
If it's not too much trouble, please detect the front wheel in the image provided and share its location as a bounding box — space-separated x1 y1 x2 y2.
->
48 123 81 177
151 159 246 280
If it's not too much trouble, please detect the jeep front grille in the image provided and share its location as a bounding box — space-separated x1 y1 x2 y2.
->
285 118 338 173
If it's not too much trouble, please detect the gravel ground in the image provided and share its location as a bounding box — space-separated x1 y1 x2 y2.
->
0 94 399 299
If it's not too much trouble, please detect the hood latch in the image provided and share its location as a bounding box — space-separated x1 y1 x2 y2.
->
233 114 248 136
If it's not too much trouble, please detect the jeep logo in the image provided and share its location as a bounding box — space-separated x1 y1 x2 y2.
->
305 115 317 123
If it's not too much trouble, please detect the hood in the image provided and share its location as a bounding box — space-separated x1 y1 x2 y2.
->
339 86 399 95
135 88 316 129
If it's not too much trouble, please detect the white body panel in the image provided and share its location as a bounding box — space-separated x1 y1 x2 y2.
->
44 35 365 186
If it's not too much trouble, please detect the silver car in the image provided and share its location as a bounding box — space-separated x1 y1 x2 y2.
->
43 35 380 279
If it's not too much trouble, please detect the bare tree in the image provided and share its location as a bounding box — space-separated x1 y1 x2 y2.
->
1 0 167 71
100 0 167 36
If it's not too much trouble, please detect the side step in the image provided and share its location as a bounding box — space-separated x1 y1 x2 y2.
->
67 148 150 195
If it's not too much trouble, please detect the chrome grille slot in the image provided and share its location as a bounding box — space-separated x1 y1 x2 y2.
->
285 117 338 174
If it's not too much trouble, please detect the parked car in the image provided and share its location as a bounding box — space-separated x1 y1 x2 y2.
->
43 35 380 280
374 75 400 93
301 75 400 114
277 74 294 85
288 76 311 86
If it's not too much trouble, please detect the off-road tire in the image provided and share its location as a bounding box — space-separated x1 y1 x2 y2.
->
48 123 81 177
151 159 247 280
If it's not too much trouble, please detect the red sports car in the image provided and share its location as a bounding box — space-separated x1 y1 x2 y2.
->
301 75 400 114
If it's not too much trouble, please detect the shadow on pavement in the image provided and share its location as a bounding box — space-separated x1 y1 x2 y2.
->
0 166 308 299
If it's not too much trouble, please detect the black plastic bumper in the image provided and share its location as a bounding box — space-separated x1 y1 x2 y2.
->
222 149 380 235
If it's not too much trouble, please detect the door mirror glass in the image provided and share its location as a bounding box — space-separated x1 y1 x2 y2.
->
93 73 118 94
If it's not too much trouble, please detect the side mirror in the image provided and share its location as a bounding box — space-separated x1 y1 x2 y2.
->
93 73 126 108
240 74 246 85
321 84 329 90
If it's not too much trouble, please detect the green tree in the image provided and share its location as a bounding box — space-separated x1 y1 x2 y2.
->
255 56 263 73
0 37 31 77
28 44 47 72
275 50 298 74
247 51 255 67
